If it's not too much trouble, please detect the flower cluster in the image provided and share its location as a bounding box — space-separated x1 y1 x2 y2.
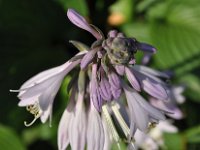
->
10 8 183 150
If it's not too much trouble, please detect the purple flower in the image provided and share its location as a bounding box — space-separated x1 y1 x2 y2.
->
10 51 86 126
150 85 185 120
11 8 174 150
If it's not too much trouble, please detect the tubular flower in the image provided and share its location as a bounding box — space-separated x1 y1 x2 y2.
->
11 8 174 150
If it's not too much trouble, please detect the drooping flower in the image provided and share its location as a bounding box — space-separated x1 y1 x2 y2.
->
150 85 185 119
10 51 86 126
11 8 174 150
134 120 178 150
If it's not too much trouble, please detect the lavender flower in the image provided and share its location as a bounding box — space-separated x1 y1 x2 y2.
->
11 8 173 149
150 85 185 120
134 120 178 150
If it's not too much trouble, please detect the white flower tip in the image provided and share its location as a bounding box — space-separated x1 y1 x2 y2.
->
9 89 20 92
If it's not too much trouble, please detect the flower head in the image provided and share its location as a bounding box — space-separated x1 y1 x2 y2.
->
11 8 174 150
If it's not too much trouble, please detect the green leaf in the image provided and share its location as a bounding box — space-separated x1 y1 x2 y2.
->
179 74 200 102
121 1 200 102
121 23 151 42
22 123 55 145
184 125 200 143
0 124 26 150
163 132 184 150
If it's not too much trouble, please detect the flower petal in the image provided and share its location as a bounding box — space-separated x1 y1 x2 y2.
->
58 106 74 150
90 64 103 111
108 72 122 99
40 104 52 123
132 68 168 100
133 93 166 121
114 65 125 76
133 65 170 79
80 48 99 69
69 93 86 150
125 67 141 91
18 95 39 106
137 42 157 53
87 107 104 150
39 77 63 111
67 9 101 39
18 60 81 99
123 85 148 131
99 76 112 101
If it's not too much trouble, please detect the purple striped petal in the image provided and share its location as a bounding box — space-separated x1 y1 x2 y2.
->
137 42 157 53
123 84 165 131
69 93 86 150
108 72 122 99
81 48 99 69
58 106 74 150
115 65 125 76
150 98 183 120
87 106 104 150
99 76 112 101
133 65 170 79
39 77 63 111
125 67 141 91
90 64 103 111
132 68 168 100
67 9 101 39
108 72 121 90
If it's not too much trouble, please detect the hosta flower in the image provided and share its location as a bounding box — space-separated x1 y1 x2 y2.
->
134 120 178 150
150 85 185 119
11 8 173 150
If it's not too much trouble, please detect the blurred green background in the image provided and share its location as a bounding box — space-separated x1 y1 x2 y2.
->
0 0 200 149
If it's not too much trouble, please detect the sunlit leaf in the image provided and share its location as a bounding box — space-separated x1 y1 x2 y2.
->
163 132 184 150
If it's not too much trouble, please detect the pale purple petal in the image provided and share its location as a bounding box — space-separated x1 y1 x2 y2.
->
141 53 152 65
107 30 118 38
87 106 104 150
99 76 112 101
123 84 165 131
17 55 83 99
67 9 101 39
18 95 39 106
125 67 141 91
90 64 102 111
114 65 125 76
137 42 157 53
19 51 85 91
123 85 149 131
80 48 99 69
133 65 170 79
132 68 168 100
40 104 52 123
69 93 86 150
111 88 121 99
150 98 183 120
143 78 168 100
157 120 178 133
38 77 63 111
108 72 121 89
133 93 165 120
108 72 122 99
58 107 73 150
